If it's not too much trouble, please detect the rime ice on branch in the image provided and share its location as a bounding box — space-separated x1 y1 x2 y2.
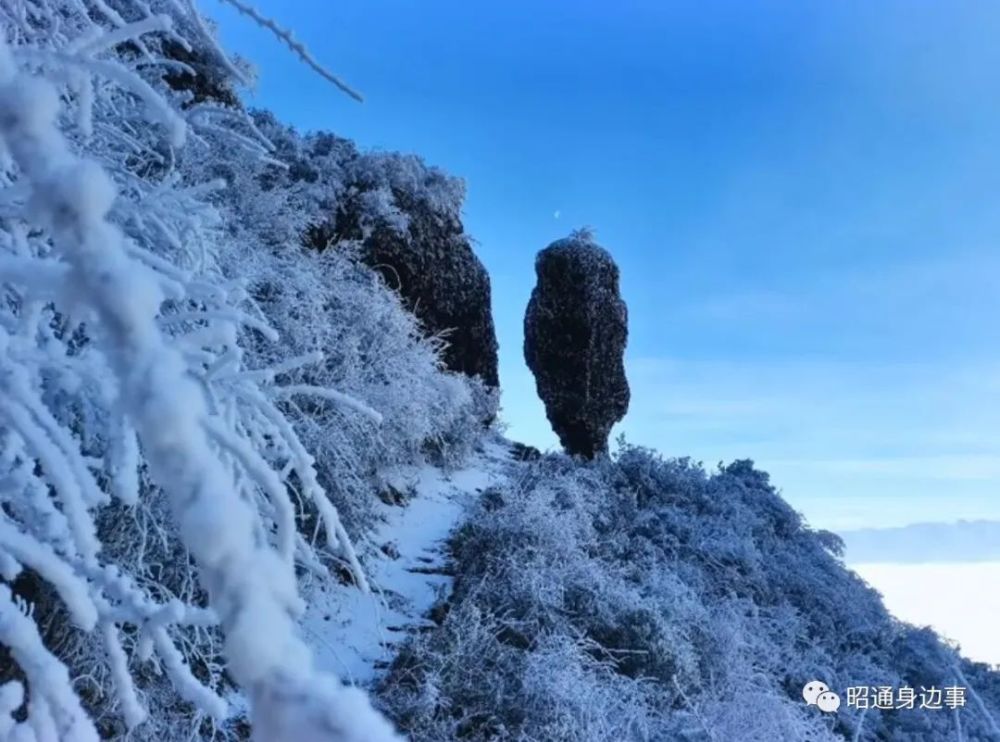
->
0 2 398 739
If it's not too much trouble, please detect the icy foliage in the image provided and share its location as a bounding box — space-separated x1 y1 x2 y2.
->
378 445 1000 741
243 115 501 399
184 110 490 536
0 1 440 738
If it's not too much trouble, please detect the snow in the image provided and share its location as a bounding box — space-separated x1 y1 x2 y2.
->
14 1 994 739
300 438 512 685
0 5 411 737
0 586 99 742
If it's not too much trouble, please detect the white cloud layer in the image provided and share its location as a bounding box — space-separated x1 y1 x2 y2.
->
853 562 1000 668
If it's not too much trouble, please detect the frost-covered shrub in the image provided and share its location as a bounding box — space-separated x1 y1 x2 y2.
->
379 446 1000 741
0 1 408 739
240 113 501 404
183 109 489 535
378 457 718 741
215 240 485 534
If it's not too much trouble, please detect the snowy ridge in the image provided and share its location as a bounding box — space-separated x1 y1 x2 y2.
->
376 450 1000 741
301 438 512 686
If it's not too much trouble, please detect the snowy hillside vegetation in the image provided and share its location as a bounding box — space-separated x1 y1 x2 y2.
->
194 109 496 538
2 1 999 741
298 438 512 688
0 1 482 739
377 446 1000 741
241 111 501 404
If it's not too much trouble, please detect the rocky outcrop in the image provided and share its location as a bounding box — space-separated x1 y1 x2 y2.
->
295 135 500 394
332 188 499 390
160 43 500 397
524 231 629 458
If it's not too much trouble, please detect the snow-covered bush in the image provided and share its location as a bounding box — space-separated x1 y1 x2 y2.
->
378 446 1000 741
0 1 427 738
236 113 501 406
219 242 487 534
179 107 489 536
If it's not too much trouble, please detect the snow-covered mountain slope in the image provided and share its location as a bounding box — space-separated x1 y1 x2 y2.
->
375 448 1000 741
301 438 512 686
2 3 998 741
0 2 485 739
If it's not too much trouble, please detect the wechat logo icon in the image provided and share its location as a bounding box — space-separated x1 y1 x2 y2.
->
803 680 841 713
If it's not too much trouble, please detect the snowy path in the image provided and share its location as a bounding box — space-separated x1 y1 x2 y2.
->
299 438 512 687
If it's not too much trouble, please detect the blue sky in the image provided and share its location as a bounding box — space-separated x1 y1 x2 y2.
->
213 0 1000 531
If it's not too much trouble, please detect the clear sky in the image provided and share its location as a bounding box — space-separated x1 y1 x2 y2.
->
213 0 1000 532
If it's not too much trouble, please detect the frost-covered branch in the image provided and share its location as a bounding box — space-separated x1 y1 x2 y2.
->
0 1 403 737
0 32 398 739
217 0 364 102
0 585 99 741
0 0 488 737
